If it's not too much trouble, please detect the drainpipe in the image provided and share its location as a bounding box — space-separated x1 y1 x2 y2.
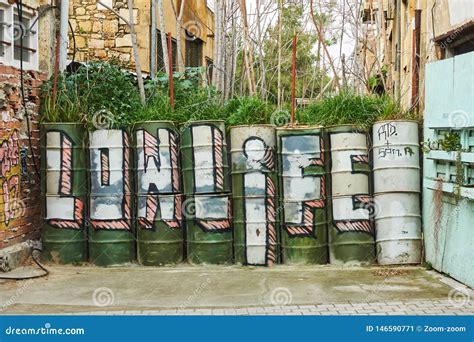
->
411 9 421 112
59 0 69 71
396 0 402 105
150 0 157 78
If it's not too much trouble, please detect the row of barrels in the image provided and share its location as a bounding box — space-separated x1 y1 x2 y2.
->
41 120 422 266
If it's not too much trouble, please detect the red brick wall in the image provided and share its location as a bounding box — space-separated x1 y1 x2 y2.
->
0 65 46 249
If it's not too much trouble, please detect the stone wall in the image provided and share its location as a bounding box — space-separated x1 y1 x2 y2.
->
68 0 215 73
69 0 135 66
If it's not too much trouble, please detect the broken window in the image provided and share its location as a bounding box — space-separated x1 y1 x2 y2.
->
156 29 177 72
185 32 203 67
435 21 474 59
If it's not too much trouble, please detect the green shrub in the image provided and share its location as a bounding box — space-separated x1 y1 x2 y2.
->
41 61 141 129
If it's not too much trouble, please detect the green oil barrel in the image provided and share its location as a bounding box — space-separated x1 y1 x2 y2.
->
276 126 329 264
88 129 135 266
230 125 279 266
327 125 375 265
134 121 183 265
180 121 232 264
41 123 87 264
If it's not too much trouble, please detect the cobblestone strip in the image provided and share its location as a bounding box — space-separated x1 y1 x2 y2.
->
74 299 474 316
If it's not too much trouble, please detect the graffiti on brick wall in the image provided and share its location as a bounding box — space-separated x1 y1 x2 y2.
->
45 131 84 229
0 130 21 229
136 128 182 230
280 134 326 237
330 132 373 234
190 124 230 232
241 137 277 266
89 130 131 230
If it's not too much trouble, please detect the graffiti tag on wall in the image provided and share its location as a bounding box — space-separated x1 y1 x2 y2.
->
376 122 415 159
136 128 182 229
45 131 84 229
0 130 21 229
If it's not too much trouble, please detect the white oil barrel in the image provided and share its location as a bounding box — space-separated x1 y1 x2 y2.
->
372 120 422 265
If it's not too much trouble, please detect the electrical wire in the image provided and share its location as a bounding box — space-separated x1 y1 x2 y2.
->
0 248 49 280
68 19 76 64
16 0 40 180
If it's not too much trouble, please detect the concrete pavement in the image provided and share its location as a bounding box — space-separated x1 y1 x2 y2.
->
0 265 472 315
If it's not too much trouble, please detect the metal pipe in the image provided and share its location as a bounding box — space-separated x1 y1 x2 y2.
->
59 0 69 71
150 0 157 78
411 10 422 111
167 32 174 109
396 0 401 104
290 34 297 126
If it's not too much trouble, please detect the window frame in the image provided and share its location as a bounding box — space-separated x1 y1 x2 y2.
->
0 0 38 71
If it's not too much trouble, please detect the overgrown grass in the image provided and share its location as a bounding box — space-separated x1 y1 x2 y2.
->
224 96 274 126
298 91 411 130
41 62 411 131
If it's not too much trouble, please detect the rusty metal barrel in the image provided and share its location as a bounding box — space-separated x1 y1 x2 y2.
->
276 126 329 264
41 123 87 264
180 120 233 264
230 125 279 266
88 129 134 266
328 125 375 265
134 121 183 265
372 120 422 264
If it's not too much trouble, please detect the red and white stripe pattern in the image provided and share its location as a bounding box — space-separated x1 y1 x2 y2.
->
170 132 180 192
285 198 325 237
163 195 182 229
47 132 84 230
91 131 131 230
100 149 110 186
333 195 373 234
261 147 274 170
48 198 84 229
265 177 277 265
351 154 369 164
213 128 225 192
59 135 72 195
196 197 231 232
142 130 159 172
